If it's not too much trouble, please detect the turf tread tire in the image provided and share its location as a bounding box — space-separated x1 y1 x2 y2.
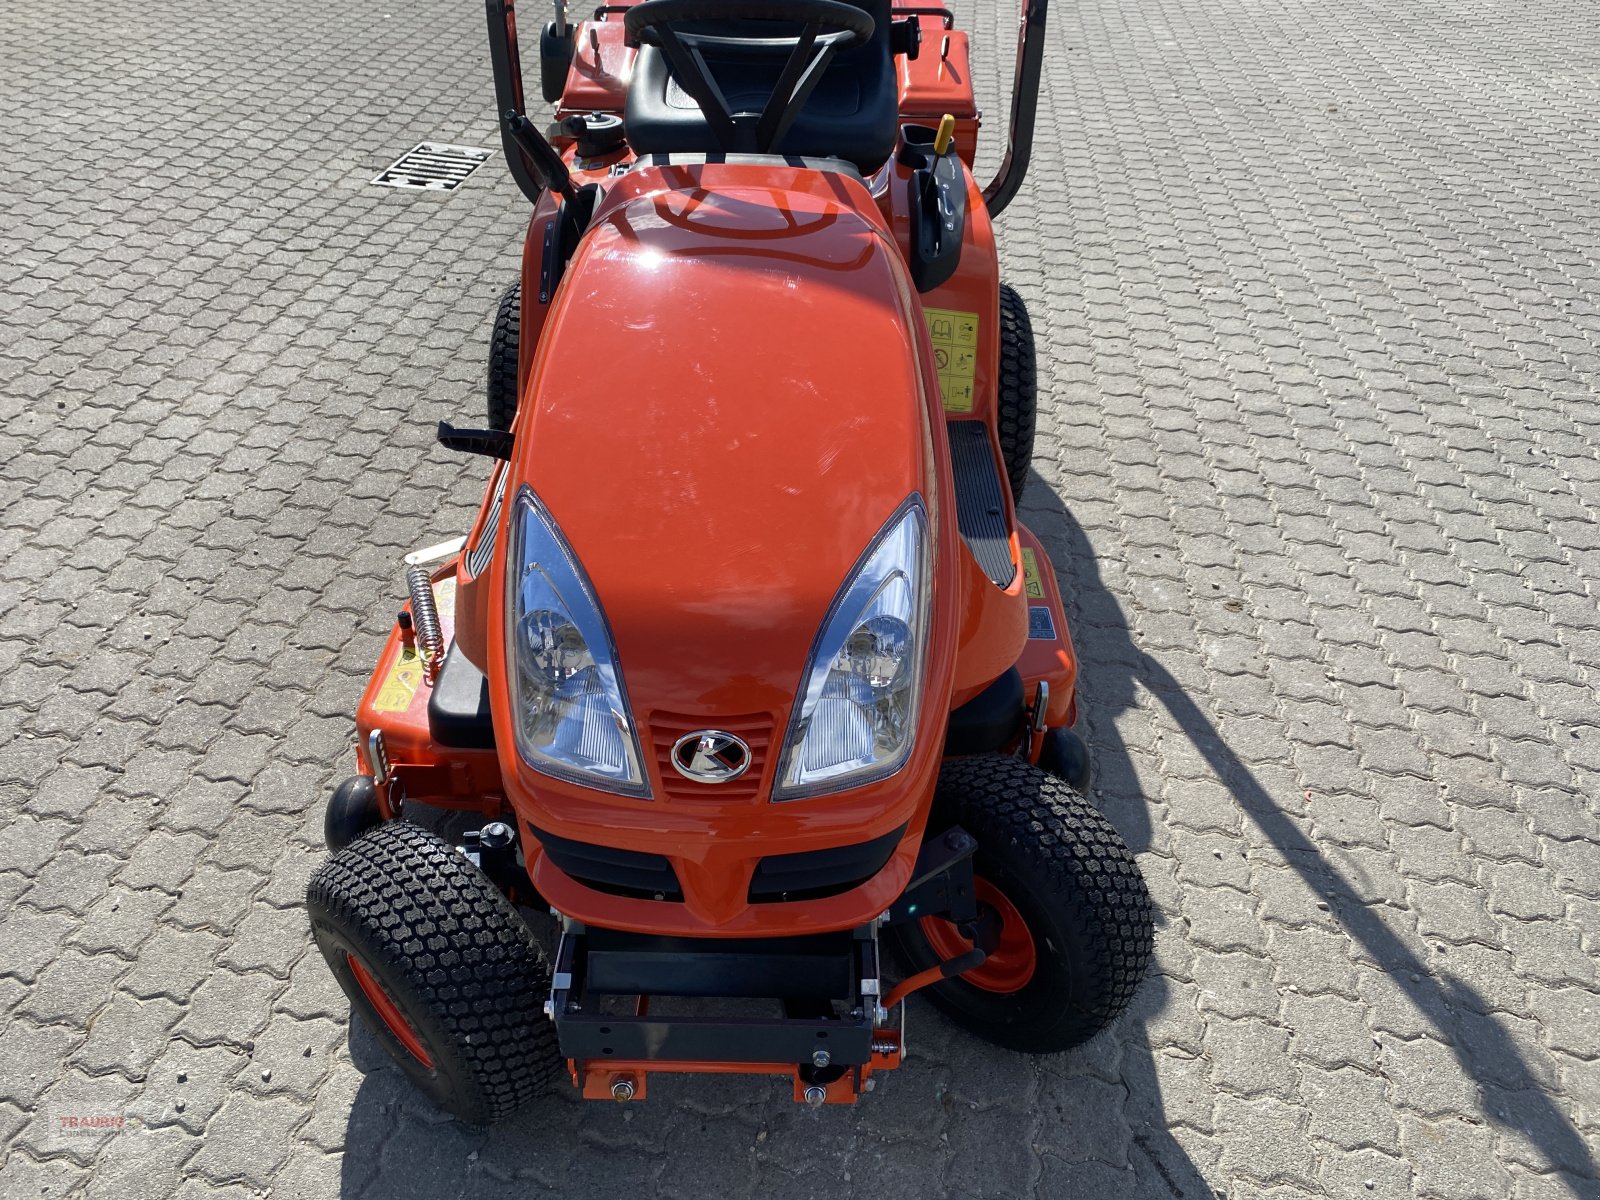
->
890 755 1153 1052
307 821 559 1124
487 282 520 432
997 283 1037 502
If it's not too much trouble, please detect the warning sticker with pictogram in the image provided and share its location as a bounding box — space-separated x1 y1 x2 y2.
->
373 647 424 714
923 307 979 413
1020 547 1046 599
371 577 456 714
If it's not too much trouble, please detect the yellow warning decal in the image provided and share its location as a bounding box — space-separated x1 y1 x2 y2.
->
924 307 979 413
1020 547 1046 600
371 577 455 715
373 647 424 714
434 576 457 621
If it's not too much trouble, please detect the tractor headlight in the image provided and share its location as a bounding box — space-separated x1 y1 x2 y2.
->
775 497 931 799
507 487 648 796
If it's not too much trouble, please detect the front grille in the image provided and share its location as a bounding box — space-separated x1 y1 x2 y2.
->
650 711 775 802
748 825 907 903
531 826 681 901
465 472 507 579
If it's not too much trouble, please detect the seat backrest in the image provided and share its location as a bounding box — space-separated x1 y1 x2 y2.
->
624 0 900 172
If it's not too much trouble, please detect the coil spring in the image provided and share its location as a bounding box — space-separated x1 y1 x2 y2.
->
405 565 445 665
871 1040 899 1056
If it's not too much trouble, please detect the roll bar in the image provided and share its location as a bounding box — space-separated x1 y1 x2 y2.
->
982 0 1048 219
486 0 1050 215
486 0 549 205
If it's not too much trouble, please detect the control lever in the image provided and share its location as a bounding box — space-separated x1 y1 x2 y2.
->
503 110 578 203
903 114 967 293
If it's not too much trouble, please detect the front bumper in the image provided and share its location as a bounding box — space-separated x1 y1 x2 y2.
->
524 812 922 937
508 702 946 936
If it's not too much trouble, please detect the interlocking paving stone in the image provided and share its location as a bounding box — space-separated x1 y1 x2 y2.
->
2 0 1598 1195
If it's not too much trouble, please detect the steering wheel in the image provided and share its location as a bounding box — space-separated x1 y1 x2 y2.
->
624 0 876 156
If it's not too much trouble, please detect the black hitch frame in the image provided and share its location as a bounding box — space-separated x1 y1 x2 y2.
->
547 824 980 1075
551 922 884 1074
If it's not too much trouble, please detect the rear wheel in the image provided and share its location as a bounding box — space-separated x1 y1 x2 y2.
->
307 821 560 1123
888 756 1153 1052
487 282 520 432
997 283 1037 502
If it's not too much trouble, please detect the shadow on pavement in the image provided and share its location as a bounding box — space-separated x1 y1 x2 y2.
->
1020 478 1596 1191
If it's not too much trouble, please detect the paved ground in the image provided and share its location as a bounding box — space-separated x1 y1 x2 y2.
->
2 0 1598 1196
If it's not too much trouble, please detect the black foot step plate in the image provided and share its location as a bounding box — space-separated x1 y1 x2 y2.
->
428 644 495 749
948 420 1016 588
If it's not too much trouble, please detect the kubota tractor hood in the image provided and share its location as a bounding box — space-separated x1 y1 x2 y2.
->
507 164 935 743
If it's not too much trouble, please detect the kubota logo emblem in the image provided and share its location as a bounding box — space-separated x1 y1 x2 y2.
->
670 731 751 783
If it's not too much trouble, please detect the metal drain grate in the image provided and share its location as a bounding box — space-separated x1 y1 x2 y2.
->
373 143 493 191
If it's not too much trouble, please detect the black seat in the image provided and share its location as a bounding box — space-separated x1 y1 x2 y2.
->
624 0 899 173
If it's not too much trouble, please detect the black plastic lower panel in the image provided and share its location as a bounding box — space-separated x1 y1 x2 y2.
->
747 826 907 903
944 668 1024 755
427 644 495 749
531 826 682 901
948 420 1017 587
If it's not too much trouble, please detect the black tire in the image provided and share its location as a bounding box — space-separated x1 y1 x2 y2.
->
997 283 1037 502
487 282 520 432
307 821 560 1124
887 756 1153 1052
1037 727 1093 797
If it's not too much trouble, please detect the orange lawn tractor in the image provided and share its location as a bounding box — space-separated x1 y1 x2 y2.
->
307 0 1154 1122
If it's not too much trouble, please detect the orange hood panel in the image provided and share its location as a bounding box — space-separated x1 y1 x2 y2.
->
514 165 933 727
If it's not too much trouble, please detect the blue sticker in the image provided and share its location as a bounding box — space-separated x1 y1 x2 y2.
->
1028 606 1056 641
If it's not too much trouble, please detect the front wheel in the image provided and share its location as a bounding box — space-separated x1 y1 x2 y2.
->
307 821 561 1123
887 756 1153 1052
486 281 520 432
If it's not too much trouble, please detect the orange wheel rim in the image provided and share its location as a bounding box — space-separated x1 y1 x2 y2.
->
919 876 1037 994
345 952 434 1068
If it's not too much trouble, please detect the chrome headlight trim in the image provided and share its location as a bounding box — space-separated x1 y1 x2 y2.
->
505 485 650 797
773 494 932 800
